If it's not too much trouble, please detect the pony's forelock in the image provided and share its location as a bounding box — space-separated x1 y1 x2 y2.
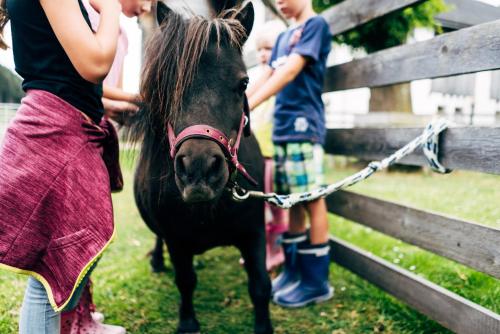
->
127 9 247 145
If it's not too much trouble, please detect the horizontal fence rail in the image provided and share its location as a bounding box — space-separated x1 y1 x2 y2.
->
324 127 500 175
329 236 500 334
324 19 500 91
322 0 425 36
326 190 500 279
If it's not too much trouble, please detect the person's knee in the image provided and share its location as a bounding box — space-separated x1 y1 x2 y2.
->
305 197 327 213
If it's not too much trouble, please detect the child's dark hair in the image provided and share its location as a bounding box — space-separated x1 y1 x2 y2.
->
0 0 9 50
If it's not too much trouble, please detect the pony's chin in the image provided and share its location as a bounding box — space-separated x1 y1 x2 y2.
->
180 184 220 203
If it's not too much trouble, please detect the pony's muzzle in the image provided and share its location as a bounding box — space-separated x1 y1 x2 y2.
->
174 139 229 202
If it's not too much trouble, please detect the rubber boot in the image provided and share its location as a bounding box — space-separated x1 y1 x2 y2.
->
273 242 334 308
271 232 307 295
91 312 104 323
60 282 126 334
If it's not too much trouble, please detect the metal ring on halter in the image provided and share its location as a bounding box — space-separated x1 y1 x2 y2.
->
231 186 250 201
422 121 451 174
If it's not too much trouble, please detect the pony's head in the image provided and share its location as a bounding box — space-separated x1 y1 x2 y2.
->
138 1 254 203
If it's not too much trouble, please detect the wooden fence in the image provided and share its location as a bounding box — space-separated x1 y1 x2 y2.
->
318 1 500 333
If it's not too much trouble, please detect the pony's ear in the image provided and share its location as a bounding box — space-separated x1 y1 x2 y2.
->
157 1 172 26
235 2 254 44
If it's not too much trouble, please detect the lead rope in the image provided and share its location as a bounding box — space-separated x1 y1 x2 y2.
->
231 118 451 209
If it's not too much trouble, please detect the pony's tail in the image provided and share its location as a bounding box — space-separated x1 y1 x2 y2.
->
0 0 10 50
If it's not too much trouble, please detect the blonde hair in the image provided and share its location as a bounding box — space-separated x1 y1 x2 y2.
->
0 0 9 50
254 20 285 49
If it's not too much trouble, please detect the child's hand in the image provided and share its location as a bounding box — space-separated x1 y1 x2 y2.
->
89 0 121 14
103 98 139 125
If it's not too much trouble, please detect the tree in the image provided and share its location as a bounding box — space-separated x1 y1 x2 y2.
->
0 64 23 103
313 0 448 113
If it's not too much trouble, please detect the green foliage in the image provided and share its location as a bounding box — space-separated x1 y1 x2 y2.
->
313 0 448 53
0 64 23 103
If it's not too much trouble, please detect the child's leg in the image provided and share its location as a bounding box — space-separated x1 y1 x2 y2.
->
304 198 329 244
265 157 289 270
273 143 333 307
274 199 333 307
19 277 60 334
19 267 93 334
288 204 306 234
59 260 126 334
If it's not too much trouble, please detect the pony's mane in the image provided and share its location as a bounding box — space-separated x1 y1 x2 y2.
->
128 8 247 144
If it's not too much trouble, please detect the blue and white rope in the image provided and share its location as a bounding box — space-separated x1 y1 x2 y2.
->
231 118 451 209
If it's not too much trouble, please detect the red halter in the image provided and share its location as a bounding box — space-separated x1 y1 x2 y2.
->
167 105 257 186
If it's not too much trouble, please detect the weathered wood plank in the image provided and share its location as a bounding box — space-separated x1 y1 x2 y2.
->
321 0 425 36
329 236 500 334
324 20 500 91
324 127 500 175
436 0 500 30
326 191 500 278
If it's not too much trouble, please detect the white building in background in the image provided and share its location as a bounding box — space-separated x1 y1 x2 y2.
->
245 0 500 128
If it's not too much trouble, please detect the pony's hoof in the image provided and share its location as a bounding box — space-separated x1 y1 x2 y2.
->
255 324 274 334
150 263 167 273
177 329 200 334
149 258 167 273
255 328 274 334
177 319 200 334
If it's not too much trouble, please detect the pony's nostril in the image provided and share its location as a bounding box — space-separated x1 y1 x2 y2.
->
175 155 187 176
209 155 223 175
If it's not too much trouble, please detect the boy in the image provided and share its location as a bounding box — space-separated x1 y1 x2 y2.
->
246 0 333 308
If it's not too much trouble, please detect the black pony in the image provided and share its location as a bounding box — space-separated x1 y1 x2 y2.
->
128 2 272 333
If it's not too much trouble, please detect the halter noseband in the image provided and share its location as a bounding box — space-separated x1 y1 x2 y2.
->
167 99 257 186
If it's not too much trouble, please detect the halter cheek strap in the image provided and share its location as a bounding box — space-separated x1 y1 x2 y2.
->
167 112 257 186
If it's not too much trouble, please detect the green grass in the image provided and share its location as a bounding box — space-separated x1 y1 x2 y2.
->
0 154 498 333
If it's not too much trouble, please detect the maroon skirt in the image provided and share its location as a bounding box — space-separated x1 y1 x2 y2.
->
0 90 121 311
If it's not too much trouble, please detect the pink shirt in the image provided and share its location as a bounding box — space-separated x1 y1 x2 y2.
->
83 0 129 88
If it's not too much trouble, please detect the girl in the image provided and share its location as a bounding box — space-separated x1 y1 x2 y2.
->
0 0 126 332
249 21 288 272
59 1 151 333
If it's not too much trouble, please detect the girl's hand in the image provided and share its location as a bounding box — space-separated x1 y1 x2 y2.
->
89 0 121 14
132 93 142 104
103 98 139 125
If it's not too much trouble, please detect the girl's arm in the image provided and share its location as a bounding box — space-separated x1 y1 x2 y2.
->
102 97 139 124
246 65 273 99
103 85 138 103
39 0 121 84
248 53 307 110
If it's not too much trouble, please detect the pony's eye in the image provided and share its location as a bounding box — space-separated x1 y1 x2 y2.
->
237 78 249 94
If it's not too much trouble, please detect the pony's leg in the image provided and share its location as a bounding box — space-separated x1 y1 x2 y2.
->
240 239 273 334
169 250 200 334
150 236 167 273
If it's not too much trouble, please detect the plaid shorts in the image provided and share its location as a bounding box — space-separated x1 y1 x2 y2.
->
274 142 325 195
